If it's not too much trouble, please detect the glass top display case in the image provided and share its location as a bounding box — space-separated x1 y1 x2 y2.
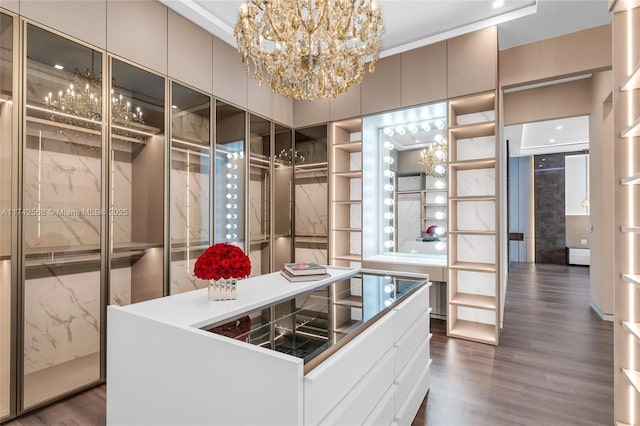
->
201 271 429 373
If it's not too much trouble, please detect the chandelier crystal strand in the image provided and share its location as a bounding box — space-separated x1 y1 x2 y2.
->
418 139 448 177
234 0 384 101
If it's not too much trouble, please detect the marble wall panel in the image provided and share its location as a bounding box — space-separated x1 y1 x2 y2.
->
457 306 495 325
295 246 327 264
295 174 327 236
172 110 209 144
249 168 269 238
456 168 495 197
397 193 421 253
456 135 495 162
455 270 495 296
112 152 133 244
456 201 495 231
456 234 495 264
24 271 100 374
397 176 421 191
455 110 495 126
170 257 205 295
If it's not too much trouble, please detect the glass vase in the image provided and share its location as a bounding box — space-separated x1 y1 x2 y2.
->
208 278 237 301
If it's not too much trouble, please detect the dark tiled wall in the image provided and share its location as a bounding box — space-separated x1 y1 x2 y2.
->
534 153 566 264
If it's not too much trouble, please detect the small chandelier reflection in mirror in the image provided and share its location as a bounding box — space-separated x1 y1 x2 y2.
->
276 147 305 164
419 140 447 177
234 0 385 101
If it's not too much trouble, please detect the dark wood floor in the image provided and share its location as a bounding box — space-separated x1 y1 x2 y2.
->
4 263 613 426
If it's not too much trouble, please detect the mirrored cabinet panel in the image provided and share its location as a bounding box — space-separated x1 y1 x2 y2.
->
0 12 13 420
215 101 246 249
109 59 165 306
273 123 293 270
294 125 328 264
23 23 103 409
249 114 271 276
170 82 211 295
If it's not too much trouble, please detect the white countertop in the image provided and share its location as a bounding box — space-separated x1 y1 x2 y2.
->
109 266 358 329
364 253 447 267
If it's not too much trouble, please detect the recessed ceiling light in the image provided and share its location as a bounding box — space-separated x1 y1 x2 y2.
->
172 105 178 109
492 0 504 8
556 125 563 130
54 64 64 70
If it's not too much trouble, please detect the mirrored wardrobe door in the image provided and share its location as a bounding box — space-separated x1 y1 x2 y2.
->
109 58 165 305
214 101 246 249
169 82 211 295
273 124 293 270
22 23 104 408
249 114 271 276
0 11 14 420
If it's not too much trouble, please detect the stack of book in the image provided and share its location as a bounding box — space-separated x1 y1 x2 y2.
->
280 262 330 282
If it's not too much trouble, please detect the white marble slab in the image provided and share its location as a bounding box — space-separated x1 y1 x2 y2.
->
170 258 206 296
294 247 327 265
295 175 328 236
456 234 495 264
24 271 100 374
456 135 495 162
456 169 495 197
457 306 495 325
424 175 447 191
456 201 495 232
455 270 495 297
397 176 421 191
456 110 495 126
397 194 421 253
172 110 210 143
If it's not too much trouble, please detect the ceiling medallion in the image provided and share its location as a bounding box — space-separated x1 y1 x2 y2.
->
234 0 385 101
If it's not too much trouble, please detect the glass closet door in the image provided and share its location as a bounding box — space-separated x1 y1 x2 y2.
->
273 124 293 270
0 12 13 419
170 83 211 294
109 59 165 305
214 101 246 249
22 24 103 408
249 114 271 276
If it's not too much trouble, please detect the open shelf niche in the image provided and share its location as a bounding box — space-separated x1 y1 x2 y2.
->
446 91 500 345
330 118 363 268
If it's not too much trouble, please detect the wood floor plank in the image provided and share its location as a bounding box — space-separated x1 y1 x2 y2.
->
3 263 612 425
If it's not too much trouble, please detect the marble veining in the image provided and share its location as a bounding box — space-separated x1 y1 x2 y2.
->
456 201 495 231
172 110 210 144
457 306 495 325
24 270 100 374
110 267 132 306
456 234 495 264
397 194 421 253
249 170 269 238
456 169 495 197
456 110 495 126
397 176 421 191
295 175 327 236
111 158 132 243
295 247 327 264
456 270 495 296
170 258 206 295
456 135 495 162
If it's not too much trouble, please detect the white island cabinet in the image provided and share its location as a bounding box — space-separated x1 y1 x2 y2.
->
107 267 432 425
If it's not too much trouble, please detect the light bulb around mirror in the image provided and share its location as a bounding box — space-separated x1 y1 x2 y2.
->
384 156 394 164
434 180 445 189
383 127 394 136
226 234 232 240
435 226 445 235
384 184 394 192
434 164 446 175
384 284 395 293
383 212 394 220
421 122 431 131
384 226 395 234
383 198 394 206
383 170 395 178
435 211 445 220
395 125 405 135
435 242 446 251
435 195 445 204
435 133 444 143
384 240 395 248
408 124 418 133
384 299 393 307
383 141 394 150
434 149 445 159
435 119 444 129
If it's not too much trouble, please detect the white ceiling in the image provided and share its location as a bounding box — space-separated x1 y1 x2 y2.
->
161 0 610 57
506 115 589 157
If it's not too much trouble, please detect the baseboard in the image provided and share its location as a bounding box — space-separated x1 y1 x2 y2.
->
590 302 614 322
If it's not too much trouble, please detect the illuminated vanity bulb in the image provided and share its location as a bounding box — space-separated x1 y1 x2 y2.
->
434 180 445 189
384 184 394 192
383 141 394 150
435 119 444 129
383 127 394 136
227 153 233 159
383 198 394 206
232 164 238 170
226 173 232 179
395 126 406 135
233 204 238 209
233 153 239 160
383 156 394 164
384 299 394 307
233 214 238 219
232 184 238 190
384 240 395 248
434 164 446 175
226 194 232 199
226 163 233 169
435 195 445 204
435 211 445 220
435 242 446 251
233 194 238 199
232 234 238 239
233 174 238 180
383 170 395 178
384 226 395 234
226 184 232 189
421 122 431 131
226 214 232 219
232 224 238 229
408 124 418 133
226 203 232 209
239 152 244 159
226 234 232 239
435 227 445 235
384 284 395 293
383 212 394 220
435 134 444 143
226 224 232 229
434 149 445 159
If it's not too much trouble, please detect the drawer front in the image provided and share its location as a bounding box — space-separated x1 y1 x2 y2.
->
394 313 429 377
394 336 430 411
394 361 431 426
320 349 394 426
304 311 395 426
393 285 429 344
363 385 395 426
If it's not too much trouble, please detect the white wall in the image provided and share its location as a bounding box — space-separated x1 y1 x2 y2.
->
508 156 534 262
565 154 590 216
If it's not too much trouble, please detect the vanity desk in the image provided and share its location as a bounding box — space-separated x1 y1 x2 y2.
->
107 267 432 425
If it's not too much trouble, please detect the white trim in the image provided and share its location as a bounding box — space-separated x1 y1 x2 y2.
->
589 301 614 322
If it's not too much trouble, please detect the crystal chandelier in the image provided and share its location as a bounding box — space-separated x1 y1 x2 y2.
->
234 0 385 101
275 147 305 164
419 140 448 177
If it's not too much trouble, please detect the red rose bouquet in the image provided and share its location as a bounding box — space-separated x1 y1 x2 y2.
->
194 243 251 281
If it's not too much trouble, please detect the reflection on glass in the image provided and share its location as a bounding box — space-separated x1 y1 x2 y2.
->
109 59 165 306
202 272 426 367
294 126 328 264
273 124 293 270
0 12 12 419
215 101 245 249
23 24 102 408
249 114 270 276
170 83 210 295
